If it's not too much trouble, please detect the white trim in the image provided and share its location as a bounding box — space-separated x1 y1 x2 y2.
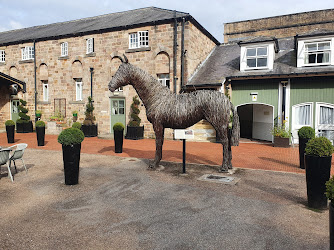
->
86 38 94 54
43 81 48 102
21 46 34 60
75 79 83 101
61 42 68 57
315 102 334 139
129 31 149 49
0 50 5 62
291 102 314 143
240 43 274 71
285 81 290 129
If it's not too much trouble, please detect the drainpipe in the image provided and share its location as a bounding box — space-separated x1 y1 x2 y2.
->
281 81 287 124
173 10 178 94
90 67 94 98
34 40 37 118
180 17 185 93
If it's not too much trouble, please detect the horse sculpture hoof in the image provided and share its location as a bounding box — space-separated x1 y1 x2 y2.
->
218 168 229 173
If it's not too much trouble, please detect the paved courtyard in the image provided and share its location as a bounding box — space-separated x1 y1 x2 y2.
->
0 133 332 249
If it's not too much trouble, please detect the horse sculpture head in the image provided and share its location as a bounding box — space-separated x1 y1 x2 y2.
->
108 55 131 92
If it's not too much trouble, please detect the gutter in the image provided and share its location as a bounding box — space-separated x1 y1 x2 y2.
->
34 40 37 115
173 11 178 94
227 71 334 80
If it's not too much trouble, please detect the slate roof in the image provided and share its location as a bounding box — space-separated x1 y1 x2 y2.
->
187 34 334 87
0 7 219 46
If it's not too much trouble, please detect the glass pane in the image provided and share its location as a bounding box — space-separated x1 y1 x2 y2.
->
318 42 330 50
247 59 256 68
119 100 124 108
295 105 310 125
257 58 267 67
308 54 316 64
320 106 334 124
112 100 118 108
246 48 256 57
318 52 330 63
119 108 124 114
306 43 317 52
257 47 267 56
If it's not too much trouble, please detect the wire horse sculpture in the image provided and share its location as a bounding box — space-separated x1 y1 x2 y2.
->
108 55 240 172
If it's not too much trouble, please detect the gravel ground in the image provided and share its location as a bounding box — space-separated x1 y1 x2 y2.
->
0 148 329 250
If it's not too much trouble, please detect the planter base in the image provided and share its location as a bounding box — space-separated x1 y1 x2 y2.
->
273 137 290 148
62 144 81 185
125 126 144 140
16 121 33 133
6 125 15 143
81 124 98 137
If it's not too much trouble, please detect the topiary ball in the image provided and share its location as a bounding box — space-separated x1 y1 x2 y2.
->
35 120 46 127
113 122 124 131
298 126 315 139
72 122 82 129
305 137 334 157
5 120 15 126
58 128 85 146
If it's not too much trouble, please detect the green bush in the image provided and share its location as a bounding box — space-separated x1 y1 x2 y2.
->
113 123 125 131
83 97 95 125
326 176 334 201
128 96 141 127
298 126 315 139
58 128 85 146
305 137 334 157
5 120 15 126
35 120 45 127
271 123 290 138
17 98 30 124
72 122 82 129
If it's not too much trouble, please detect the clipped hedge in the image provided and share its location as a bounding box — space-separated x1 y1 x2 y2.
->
298 126 315 139
326 176 334 201
72 122 82 129
35 120 46 127
58 128 85 146
113 123 125 131
5 120 15 126
305 137 334 157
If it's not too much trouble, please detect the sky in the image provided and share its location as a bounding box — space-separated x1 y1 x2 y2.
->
0 0 333 43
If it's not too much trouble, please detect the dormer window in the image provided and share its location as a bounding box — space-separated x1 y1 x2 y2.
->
297 37 334 67
240 43 275 71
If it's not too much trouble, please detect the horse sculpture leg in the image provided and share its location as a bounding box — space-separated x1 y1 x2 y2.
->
149 124 164 169
218 127 231 172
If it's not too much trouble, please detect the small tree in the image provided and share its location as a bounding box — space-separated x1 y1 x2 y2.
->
129 95 141 127
83 97 95 125
17 99 30 124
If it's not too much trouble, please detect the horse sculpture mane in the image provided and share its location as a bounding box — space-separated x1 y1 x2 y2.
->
109 57 240 172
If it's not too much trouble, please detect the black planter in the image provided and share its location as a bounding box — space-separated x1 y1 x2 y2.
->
273 137 290 147
62 144 81 185
298 138 310 169
114 130 124 153
6 125 15 143
81 124 98 137
36 126 45 146
16 121 33 133
330 202 334 250
305 155 332 209
125 126 144 140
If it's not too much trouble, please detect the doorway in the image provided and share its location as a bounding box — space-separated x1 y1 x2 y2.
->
11 99 20 123
110 98 126 134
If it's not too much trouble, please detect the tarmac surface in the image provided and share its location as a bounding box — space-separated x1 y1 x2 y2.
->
0 146 330 249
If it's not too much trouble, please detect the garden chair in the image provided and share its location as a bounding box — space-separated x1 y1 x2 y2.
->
8 143 28 175
0 147 13 182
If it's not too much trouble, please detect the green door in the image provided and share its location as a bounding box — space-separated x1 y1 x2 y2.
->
110 98 126 134
11 100 20 123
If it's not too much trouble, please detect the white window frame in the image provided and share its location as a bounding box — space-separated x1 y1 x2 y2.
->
129 31 149 49
316 102 334 143
157 74 170 88
86 38 94 54
21 46 34 60
75 79 83 101
297 36 334 67
240 43 274 71
42 81 48 102
291 102 313 143
61 42 68 57
0 50 5 62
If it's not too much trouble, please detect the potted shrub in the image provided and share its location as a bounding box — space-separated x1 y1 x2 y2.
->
35 110 42 120
5 120 15 143
113 123 124 153
82 97 98 137
126 95 144 140
16 99 33 133
35 120 46 146
326 176 334 249
57 128 85 185
72 122 82 130
298 126 315 169
305 137 334 209
271 121 290 147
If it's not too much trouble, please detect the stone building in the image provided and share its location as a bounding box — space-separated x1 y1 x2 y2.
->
189 8 334 144
0 7 218 138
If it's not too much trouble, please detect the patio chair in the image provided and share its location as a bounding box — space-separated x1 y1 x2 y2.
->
8 143 28 174
0 148 13 182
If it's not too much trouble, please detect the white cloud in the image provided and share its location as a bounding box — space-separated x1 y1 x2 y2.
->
9 20 24 30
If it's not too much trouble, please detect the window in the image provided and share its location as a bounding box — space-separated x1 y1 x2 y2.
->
157 74 170 88
112 100 125 115
0 50 5 62
75 78 83 101
86 38 94 54
291 103 313 142
21 46 34 60
42 81 48 102
61 42 68 57
316 103 334 144
129 31 149 49
304 41 331 65
246 47 268 68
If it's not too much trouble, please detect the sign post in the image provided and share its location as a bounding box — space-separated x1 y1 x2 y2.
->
174 129 194 174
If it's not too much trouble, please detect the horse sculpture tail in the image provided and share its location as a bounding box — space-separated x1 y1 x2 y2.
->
231 104 240 146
